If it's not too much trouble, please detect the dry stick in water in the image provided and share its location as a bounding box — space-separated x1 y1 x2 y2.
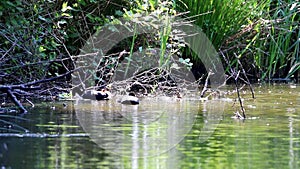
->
200 70 212 98
235 54 255 99
220 50 248 119
234 71 246 119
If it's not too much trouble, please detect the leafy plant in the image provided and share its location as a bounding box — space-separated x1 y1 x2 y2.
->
120 0 184 71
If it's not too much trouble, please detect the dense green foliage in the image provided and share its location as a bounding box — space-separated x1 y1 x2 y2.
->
0 0 127 84
0 0 299 86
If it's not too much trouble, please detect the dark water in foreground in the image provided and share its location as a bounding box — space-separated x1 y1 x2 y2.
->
0 85 300 169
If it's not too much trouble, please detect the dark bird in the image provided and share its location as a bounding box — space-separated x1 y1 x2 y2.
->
120 93 139 105
95 89 111 100
81 88 111 100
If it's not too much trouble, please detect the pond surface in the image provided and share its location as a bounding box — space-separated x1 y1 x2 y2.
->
0 84 300 169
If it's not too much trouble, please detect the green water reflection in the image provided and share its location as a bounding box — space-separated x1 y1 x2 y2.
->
0 85 299 169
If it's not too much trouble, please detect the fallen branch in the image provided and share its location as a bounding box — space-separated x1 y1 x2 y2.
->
6 89 27 114
0 68 78 113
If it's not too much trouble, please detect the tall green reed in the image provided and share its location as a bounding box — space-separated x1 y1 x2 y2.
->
177 0 299 81
175 0 271 82
176 0 268 50
254 0 299 80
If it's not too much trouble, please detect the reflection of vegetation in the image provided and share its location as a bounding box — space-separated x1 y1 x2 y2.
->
179 109 300 169
0 114 30 133
1 86 299 168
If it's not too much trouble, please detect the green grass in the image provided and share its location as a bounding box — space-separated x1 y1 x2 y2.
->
176 0 269 49
176 0 299 81
254 0 300 80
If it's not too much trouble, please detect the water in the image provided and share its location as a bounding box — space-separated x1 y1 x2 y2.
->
0 84 299 169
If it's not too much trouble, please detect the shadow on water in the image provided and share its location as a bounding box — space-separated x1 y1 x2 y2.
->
0 84 300 168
